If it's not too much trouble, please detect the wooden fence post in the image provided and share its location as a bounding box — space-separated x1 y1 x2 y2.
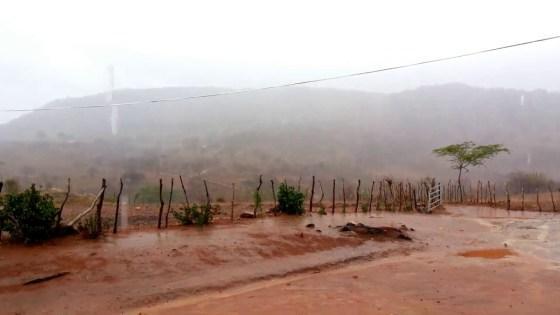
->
309 176 315 213
354 179 361 213
331 179 336 214
271 180 277 209
342 178 346 213
113 178 123 233
231 183 235 221
56 178 71 229
521 185 525 211
398 183 403 212
536 189 542 212
203 180 211 209
96 178 107 234
157 178 164 229
549 186 556 212
368 180 375 212
505 183 511 210
254 175 263 217
318 180 325 207
165 177 174 228
376 181 382 210
179 175 190 208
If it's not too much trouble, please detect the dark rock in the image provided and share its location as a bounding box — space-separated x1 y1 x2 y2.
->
306 223 315 228
338 222 412 241
240 211 256 219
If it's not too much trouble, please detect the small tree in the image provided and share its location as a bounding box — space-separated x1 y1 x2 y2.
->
277 183 305 215
0 184 58 243
433 141 509 202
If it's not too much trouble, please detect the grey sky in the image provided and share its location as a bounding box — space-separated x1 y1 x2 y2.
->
1 0 559 123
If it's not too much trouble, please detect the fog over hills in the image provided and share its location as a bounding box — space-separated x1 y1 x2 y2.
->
0 83 558 193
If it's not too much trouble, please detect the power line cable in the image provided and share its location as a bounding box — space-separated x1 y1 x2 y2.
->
3 35 559 113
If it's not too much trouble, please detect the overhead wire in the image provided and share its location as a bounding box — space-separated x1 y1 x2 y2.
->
2 35 559 113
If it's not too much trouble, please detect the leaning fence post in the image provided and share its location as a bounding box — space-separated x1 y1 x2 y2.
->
179 175 190 208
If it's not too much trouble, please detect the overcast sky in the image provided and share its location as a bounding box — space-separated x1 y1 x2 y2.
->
1 0 559 123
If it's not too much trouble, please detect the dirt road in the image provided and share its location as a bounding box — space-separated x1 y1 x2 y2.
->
1 206 559 314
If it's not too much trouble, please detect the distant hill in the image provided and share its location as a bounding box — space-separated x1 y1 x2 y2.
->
0 83 558 194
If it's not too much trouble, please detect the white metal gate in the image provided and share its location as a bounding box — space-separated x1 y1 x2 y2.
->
426 182 442 213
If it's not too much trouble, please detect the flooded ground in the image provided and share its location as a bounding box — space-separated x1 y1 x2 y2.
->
1 206 559 314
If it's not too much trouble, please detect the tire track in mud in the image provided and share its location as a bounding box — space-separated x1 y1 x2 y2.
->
127 243 425 312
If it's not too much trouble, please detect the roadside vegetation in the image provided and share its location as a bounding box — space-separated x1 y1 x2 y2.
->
0 184 58 243
277 183 305 215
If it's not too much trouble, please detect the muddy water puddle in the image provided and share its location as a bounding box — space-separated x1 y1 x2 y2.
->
458 248 516 259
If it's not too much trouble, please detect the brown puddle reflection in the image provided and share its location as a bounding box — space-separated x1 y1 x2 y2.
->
458 248 516 259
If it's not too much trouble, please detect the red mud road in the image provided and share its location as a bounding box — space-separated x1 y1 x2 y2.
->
1 207 560 314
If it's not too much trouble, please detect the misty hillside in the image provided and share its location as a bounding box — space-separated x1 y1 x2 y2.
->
0 83 558 193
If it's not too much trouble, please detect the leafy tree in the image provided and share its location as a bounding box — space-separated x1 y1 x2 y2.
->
433 141 509 202
0 184 58 243
277 183 305 215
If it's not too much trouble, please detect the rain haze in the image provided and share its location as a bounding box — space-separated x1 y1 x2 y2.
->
1 1 560 314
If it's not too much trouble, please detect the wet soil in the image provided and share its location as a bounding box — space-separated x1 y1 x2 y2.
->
2 206 560 314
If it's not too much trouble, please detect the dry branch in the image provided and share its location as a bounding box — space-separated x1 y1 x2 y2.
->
23 272 70 285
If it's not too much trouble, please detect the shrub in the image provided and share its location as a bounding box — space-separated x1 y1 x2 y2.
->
173 203 213 226
0 184 58 243
277 183 304 215
77 215 101 239
361 203 369 213
317 204 327 215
